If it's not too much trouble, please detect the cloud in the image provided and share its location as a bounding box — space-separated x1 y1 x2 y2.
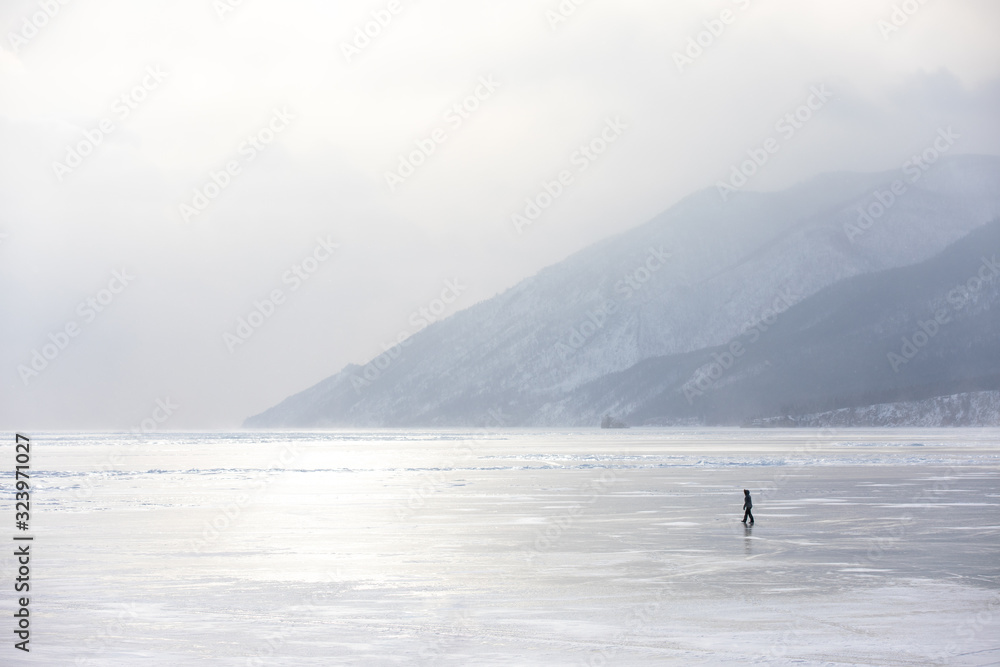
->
1 0 998 428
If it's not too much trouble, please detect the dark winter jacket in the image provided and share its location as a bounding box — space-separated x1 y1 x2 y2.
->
743 493 752 510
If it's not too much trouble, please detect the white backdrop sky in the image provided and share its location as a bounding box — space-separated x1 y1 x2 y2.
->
1 0 999 429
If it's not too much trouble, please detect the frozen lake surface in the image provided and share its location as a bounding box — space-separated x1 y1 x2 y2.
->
5 428 1000 665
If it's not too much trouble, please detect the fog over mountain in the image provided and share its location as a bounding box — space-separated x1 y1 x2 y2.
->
246 154 1000 428
4 1 1000 430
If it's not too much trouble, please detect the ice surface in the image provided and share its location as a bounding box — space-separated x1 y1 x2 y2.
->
3 428 999 665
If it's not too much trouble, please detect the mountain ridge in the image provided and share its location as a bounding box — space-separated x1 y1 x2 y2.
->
246 154 1000 428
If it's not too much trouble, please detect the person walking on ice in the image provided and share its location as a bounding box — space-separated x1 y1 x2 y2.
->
742 489 754 525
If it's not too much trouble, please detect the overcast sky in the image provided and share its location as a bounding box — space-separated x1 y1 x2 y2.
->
1 0 998 430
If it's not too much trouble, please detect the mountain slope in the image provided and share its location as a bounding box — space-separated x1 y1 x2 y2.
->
748 390 1000 427
557 217 1000 425
246 154 1000 427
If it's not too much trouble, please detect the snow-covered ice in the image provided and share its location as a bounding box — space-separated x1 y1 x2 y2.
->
5 428 999 665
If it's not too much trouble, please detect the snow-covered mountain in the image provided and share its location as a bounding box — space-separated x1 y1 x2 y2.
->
748 390 1000 427
554 217 1000 426
245 154 1000 427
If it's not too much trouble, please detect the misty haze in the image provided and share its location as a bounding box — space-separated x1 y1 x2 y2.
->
1 1 999 665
